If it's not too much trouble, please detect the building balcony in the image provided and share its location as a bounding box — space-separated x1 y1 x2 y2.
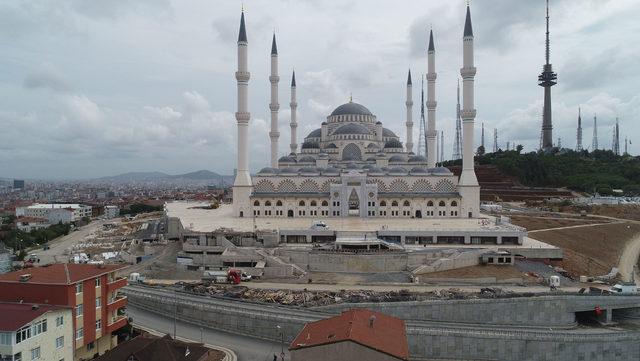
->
107 296 127 312
107 277 128 292
106 315 128 333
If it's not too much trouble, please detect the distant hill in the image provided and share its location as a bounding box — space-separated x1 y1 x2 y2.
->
96 170 233 185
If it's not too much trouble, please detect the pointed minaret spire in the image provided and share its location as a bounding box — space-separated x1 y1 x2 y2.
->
238 11 247 43
291 70 296 87
428 29 435 52
271 33 277 55
405 69 414 153
453 78 462 160
464 4 473 38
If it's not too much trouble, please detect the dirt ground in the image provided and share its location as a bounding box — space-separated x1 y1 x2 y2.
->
510 215 610 231
580 204 640 221
418 265 533 281
530 222 640 277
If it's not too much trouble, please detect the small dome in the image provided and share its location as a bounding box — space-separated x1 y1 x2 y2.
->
321 121 327 125
330 102 373 116
278 156 297 163
367 167 384 174
301 141 320 149
410 167 428 174
382 128 398 137
322 167 340 175
384 139 403 149
431 167 453 175
375 121 382 125
408 155 427 163
362 164 374 169
389 167 406 175
318 152 329 158
258 167 278 174
366 143 379 149
325 143 338 149
298 156 316 163
366 157 377 162
306 128 322 138
376 152 387 158
346 163 360 169
299 167 318 174
389 155 405 163
280 167 299 174
333 123 371 135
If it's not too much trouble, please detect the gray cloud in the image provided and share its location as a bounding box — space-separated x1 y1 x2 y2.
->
23 63 72 92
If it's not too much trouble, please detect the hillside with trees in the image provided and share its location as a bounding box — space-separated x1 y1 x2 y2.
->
446 149 640 196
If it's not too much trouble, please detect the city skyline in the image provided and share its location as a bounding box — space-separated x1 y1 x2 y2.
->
1 0 639 179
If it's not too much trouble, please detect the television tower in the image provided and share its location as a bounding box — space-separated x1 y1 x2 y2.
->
625 137 628 155
480 122 485 150
576 107 583 151
612 118 620 155
452 79 463 160
417 75 427 157
538 0 557 150
557 137 562 149
592 114 598 151
493 128 498 153
440 130 445 163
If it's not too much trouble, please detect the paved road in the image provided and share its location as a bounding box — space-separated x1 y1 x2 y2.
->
126 306 288 361
619 233 640 284
36 220 108 264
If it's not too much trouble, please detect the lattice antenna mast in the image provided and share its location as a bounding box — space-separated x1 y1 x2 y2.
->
452 79 462 159
493 128 498 153
576 107 583 151
440 130 444 163
592 114 598 151
613 117 620 155
480 122 485 149
557 137 562 149
539 0 557 150
417 75 427 157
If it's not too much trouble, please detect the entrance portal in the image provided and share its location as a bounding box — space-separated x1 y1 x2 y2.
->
348 189 360 216
287 210 294 218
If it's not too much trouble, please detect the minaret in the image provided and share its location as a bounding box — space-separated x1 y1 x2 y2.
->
289 71 298 155
233 10 252 217
459 4 480 218
539 0 557 150
576 107 583 151
592 114 598 150
493 128 498 153
426 29 438 168
418 76 427 157
269 34 280 168
452 79 463 160
405 70 414 153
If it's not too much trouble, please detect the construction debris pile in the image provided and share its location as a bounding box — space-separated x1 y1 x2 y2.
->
180 283 520 307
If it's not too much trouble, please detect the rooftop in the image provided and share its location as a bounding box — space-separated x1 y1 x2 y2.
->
0 263 126 285
94 334 224 361
0 302 69 331
289 308 409 360
24 203 87 209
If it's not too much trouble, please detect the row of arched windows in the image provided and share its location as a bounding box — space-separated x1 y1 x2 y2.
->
254 199 458 208
378 200 458 207
254 200 329 207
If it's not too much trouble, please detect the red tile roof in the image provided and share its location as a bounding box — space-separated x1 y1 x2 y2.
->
289 309 409 360
0 263 127 285
0 302 70 331
94 334 224 361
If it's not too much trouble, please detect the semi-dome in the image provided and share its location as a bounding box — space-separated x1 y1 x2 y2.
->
298 156 316 163
325 143 338 149
410 167 428 174
306 128 322 138
278 156 296 163
408 155 427 162
366 143 379 149
258 167 278 174
389 155 405 163
431 167 453 175
301 141 320 149
388 167 406 175
299 167 319 174
333 123 371 135
330 102 373 116
322 167 340 174
384 139 403 149
367 167 384 174
382 128 398 137
345 162 360 169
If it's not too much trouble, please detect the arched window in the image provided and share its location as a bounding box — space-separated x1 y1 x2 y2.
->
321 200 328 207
451 201 458 207
427 201 434 207
439 201 446 207
276 200 283 207
253 200 260 207
265 201 272 207
403 200 410 207
310 200 317 207
391 201 399 207
380 201 387 207
299 200 305 207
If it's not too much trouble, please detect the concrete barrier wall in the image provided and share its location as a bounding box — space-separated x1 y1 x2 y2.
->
124 286 640 361
307 252 408 273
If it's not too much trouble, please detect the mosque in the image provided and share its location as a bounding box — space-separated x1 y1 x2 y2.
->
232 6 480 222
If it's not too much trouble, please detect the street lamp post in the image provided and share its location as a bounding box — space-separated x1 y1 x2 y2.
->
276 325 285 360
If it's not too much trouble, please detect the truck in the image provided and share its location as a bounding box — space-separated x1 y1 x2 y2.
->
609 283 638 295
202 269 242 284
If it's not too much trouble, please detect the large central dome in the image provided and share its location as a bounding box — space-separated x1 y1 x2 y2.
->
330 102 373 116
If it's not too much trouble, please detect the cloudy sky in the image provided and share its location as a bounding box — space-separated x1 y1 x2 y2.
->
1 0 639 179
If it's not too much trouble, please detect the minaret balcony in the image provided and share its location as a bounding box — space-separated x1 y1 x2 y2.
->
461 109 477 119
460 67 476 78
426 100 437 108
269 75 280 82
426 73 437 81
269 104 280 111
405 100 413 106
236 112 251 123
235 71 250 81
